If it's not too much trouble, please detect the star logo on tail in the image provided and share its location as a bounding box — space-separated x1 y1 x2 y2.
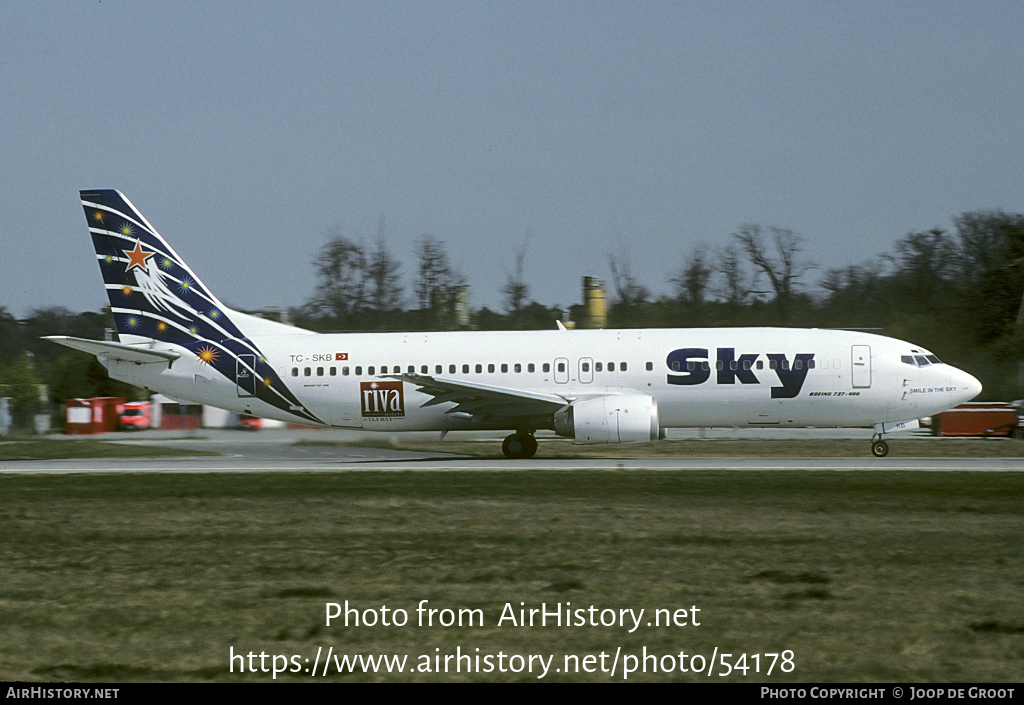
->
124 241 155 272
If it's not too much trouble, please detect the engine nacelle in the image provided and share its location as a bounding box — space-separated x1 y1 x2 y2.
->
553 394 660 444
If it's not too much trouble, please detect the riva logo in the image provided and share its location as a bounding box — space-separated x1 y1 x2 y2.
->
666 347 815 399
360 380 405 417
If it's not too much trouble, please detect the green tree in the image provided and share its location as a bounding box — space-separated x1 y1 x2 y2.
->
1 355 40 430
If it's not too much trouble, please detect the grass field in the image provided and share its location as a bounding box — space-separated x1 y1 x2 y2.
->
0 438 216 461
2 469 1023 682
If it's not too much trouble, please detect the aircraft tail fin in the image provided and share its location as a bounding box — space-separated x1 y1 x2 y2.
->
80 190 309 345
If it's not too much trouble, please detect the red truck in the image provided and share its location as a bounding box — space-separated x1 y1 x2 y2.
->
119 401 152 431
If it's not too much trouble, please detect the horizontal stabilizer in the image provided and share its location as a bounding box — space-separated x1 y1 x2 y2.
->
44 336 180 364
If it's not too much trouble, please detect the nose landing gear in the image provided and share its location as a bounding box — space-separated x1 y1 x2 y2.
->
870 438 890 457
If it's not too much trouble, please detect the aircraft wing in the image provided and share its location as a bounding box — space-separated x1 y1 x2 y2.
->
388 374 569 422
44 336 181 364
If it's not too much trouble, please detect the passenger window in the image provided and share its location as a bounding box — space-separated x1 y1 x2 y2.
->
291 367 298 377
514 363 522 373
595 362 602 372
449 364 456 374
475 364 482 373
501 363 508 373
368 366 375 375
527 363 535 373
794 360 803 371
488 364 495 373
355 366 363 375
543 363 550 373
557 362 565 373
743 360 751 370
463 364 470 374
621 362 627 371
304 367 311 376
582 362 590 372
317 367 324 376
329 367 336 376
342 367 350 376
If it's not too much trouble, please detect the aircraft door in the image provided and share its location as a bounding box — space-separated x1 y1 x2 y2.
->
851 345 871 388
579 358 593 384
236 354 257 397
554 357 569 384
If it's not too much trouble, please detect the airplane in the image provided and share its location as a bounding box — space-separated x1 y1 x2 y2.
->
47 189 982 458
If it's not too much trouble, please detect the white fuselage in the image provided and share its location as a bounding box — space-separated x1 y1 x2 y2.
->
100 327 981 435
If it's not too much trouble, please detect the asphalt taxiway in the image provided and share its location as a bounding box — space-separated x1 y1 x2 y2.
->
2 428 1023 474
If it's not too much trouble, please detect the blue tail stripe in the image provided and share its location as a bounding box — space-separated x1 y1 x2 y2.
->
80 189 326 426
82 189 245 344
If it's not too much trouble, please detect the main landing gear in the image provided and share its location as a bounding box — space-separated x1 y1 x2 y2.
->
502 432 538 459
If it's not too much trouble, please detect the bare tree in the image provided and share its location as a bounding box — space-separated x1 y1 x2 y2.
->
714 242 755 312
608 238 650 310
366 215 403 329
502 233 530 327
307 227 367 326
670 245 714 307
734 224 815 324
414 235 465 328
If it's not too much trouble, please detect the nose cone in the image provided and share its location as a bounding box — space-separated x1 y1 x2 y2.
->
950 367 982 406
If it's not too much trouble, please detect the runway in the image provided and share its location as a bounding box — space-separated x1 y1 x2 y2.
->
3 427 1023 473
2 448 1024 475
5 457 1024 474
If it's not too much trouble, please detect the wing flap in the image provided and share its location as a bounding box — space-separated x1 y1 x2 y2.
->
388 374 568 422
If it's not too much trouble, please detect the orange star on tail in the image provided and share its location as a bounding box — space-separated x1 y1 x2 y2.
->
123 241 155 272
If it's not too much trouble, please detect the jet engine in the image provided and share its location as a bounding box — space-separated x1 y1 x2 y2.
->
553 394 660 444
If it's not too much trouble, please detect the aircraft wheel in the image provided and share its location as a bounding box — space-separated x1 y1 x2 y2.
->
522 434 538 459
502 433 537 459
871 439 889 458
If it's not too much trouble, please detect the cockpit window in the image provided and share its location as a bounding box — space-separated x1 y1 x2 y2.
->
902 353 943 367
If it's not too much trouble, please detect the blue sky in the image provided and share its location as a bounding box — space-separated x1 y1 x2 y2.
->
3 1 1022 318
